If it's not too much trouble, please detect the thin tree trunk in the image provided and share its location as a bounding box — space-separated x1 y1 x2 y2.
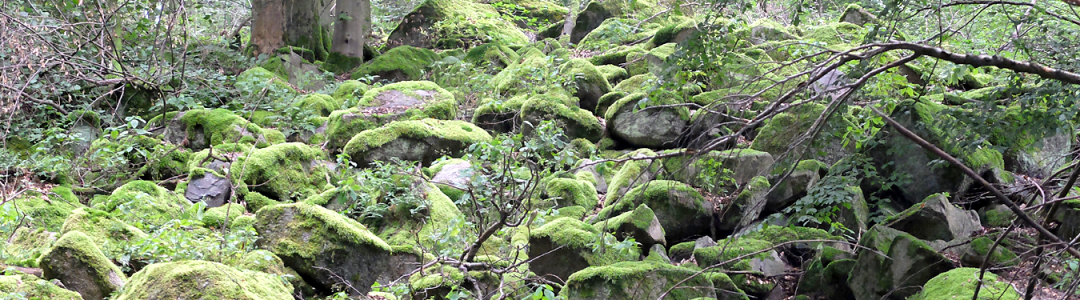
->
330 0 370 59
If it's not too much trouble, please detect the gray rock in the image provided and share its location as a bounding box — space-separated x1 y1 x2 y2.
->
764 167 820 214
430 160 471 190
561 261 717 300
185 172 232 208
848 231 954 300
884 193 982 243
603 204 667 250
607 100 688 148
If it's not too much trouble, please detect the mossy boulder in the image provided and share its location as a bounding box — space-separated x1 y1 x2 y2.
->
543 177 601 209
884 193 982 244
38 231 125 300
598 180 712 244
561 261 717 299
797 258 855 299
577 18 663 50
202 203 249 228
3 186 83 232
0 273 82 299
235 67 298 102
342 118 492 167
909 268 1021 300
387 0 528 49
293 93 340 117
839 4 880 26
750 103 853 166
595 65 629 85
734 19 798 44
568 0 661 43
495 0 568 28
489 47 557 96
464 42 521 69
649 18 699 46
60 207 148 249
693 237 776 272
763 160 822 214
559 58 612 114
848 231 954 300
717 176 770 232
159 108 285 151
659 148 775 192
351 45 439 82
960 236 1018 268
231 142 331 202
254 202 392 295
330 80 370 105
92 180 189 230
866 100 1006 206
323 80 458 152
2 228 58 267
113 260 293 300
588 45 645 66
520 93 604 142
601 204 667 249
527 217 639 281
604 92 690 148
604 149 659 201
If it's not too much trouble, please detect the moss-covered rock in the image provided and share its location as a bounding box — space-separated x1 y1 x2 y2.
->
92 180 190 230
960 236 1018 268
331 80 370 106
717 176 770 232
520 93 604 142
38 230 125 300
254 202 391 295
578 18 664 50
659 148 775 193
293 93 340 117
568 0 662 44
528 217 639 281
883 193 982 243
595 64 629 86
543 177 600 209
2 228 58 267
235 66 297 100
494 0 568 28
866 100 1006 206
601 204 667 249
598 180 711 244
559 58 612 114
113 260 293 300
231 142 331 202
751 103 854 165
909 267 1021 300
60 207 148 248
202 203 249 228
387 0 529 49
604 149 659 202
464 42 521 69
351 45 439 82
343 118 492 167
0 273 82 299
848 231 954 300
604 92 689 148
159 108 285 151
588 45 645 66
323 81 458 152
561 260 717 299
693 237 775 271
3 186 83 232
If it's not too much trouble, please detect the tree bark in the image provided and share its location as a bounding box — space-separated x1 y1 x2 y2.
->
330 0 371 60
250 0 330 60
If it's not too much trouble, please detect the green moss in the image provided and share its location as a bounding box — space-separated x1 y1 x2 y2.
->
802 22 867 49
236 67 297 97
342 119 492 165
256 202 391 259
94 180 190 230
599 180 703 220
588 45 645 66
294 93 340 117
2 228 57 267
496 0 568 26
235 249 288 275
595 65 628 85
562 260 716 299
60 207 148 252
231 142 330 201
969 237 1017 266
0 274 82 299
604 149 658 203
578 18 663 50
203 203 249 228
38 230 125 297
693 238 774 271
325 81 458 151
351 45 439 81
603 92 690 122
392 0 529 49
520 93 603 142
740 225 841 244
331 80 370 106
322 51 365 74
649 17 697 46
171 108 286 148
114 260 293 300
910 268 1021 300
556 205 588 220
669 241 695 259
409 265 465 290
544 177 600 208
4 189 82 232
603 204 663 234
531 217 638 265
464 42 521 67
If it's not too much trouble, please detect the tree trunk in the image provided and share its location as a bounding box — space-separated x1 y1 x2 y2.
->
330 0 371 60
250 0 330 60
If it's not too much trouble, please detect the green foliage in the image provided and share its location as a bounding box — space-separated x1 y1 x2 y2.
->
336 158 430 225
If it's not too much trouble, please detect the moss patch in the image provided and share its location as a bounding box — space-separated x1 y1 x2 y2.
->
351 45 439 81
114 260 293 300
